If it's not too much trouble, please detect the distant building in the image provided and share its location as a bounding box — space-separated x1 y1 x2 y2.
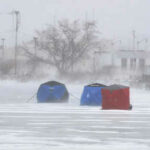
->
95 50 150 76
116 50 149 71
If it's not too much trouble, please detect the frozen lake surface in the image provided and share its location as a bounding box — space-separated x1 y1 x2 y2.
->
0 81 150 150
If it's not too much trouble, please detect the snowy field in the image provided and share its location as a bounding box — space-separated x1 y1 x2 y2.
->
0 81 150 150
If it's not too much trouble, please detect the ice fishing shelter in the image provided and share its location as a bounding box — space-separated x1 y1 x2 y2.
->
101 84 131 110
37 81 69 103
80 83 106 106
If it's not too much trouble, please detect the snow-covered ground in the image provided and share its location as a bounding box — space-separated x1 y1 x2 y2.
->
0 80 150 150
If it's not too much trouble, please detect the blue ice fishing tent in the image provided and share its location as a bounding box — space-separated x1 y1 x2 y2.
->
80 83 106 106
37 81 69 103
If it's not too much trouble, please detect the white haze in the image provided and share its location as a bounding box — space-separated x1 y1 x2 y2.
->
0 0 150 48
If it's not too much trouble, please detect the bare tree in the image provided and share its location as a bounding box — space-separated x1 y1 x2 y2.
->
23 19 99 74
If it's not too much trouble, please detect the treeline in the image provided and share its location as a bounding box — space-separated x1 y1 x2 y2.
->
0 19 111 81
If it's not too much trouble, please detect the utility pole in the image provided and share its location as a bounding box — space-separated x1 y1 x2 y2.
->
93 51 96 74
33 37 38 57
1 38 5 58
14 10 20 75
85 12 88 22
132 30 136 50
92 8 95 21
111 40 121 66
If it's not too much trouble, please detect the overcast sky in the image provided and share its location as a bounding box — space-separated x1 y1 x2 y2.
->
0 0 150 48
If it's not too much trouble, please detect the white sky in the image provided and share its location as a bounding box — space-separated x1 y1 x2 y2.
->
0 0 150 48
